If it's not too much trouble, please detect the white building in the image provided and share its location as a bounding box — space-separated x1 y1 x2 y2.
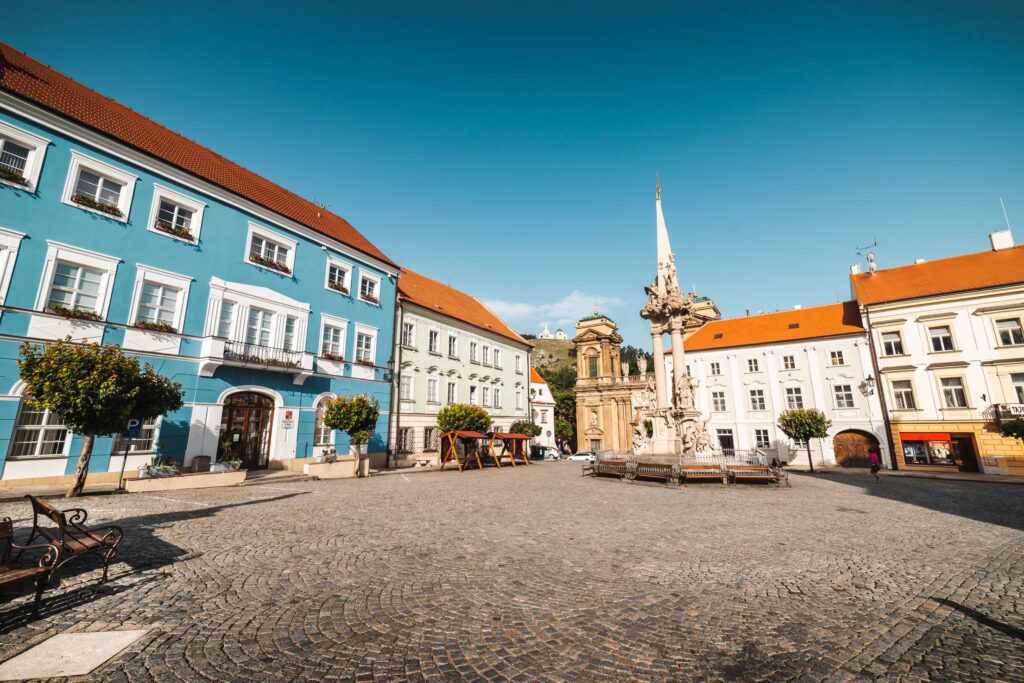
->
554 328 568 341
666 301 891 469
538 324 554 340
391 269 532 466
851 230 1024 475
530 368 557 448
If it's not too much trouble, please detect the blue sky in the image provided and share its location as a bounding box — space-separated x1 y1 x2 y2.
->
5 1 1023 346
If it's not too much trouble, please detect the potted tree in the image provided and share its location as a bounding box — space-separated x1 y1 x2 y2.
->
323 394 380 477
777 409 832 473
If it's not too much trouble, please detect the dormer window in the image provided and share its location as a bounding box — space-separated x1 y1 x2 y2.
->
0 120 49 191
245 223 295 275
63 151 137 221
148 185 205 243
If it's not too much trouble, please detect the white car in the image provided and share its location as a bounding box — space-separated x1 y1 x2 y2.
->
566 451 596 462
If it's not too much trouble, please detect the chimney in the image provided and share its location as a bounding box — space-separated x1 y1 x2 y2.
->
850 263 862 275
793 304 802 310
990 229 1014 251
915 258 926 264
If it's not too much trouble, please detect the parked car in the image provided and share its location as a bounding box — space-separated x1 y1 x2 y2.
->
566 451 596 462
530 446 561 461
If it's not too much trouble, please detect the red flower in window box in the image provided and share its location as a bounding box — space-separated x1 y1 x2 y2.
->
327 281 350 295
134 320 177 334
47 304 101 321
71 193 123 217
249 253 292 275
154 219 194 241
0 166 29 186
320 351 346 362
361 293 379 305
354 357 376 367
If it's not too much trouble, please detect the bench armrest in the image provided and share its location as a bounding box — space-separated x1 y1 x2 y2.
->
64 508 90 525
11 539 60 570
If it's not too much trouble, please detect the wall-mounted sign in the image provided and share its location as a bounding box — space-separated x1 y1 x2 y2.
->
281 410 295 430
997 403 1024 420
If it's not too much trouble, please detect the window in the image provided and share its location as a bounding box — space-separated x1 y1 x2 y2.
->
313 401 332 446
747 358 759 373
0 120 49 191
493 387 501 408
929 326 954 352
147 185 205 243
711 391 727 412
996 318 1024 346
0 227 26 307
830 350 845 366
427 377 439 403
481 386 490 407
447 381 457 404
941 377 968 408
326 260 351 295
716 429 734 452
244 308 274 347
358 272 381 304
399 374 413 401
539 408 547 424
782 355 796 370
249 234 291 273
892 380 916 410
397 427 414 454
710 362 721 376
428 329 439 353
63 151 136 220
217 301 235 338
515 354 523 373
470 385 479 405
785 387 803 409
588 355 598 378
130 265 191 334
493 348 501 368
47 261 103 314
8 397 69 458
1012 373 1024 403
321 324 345 358
482 346 491 365
424 428 439 452
401 321 415 348
792 437 808 450
355 329 375 363
754 429 770 449
590 439 602 452
881 331 904 356
470 342 478 363
749 389 766 411
833 384 855 408
516 388 523 410
111 417 158 454
136 282 179 328
448 335 458 357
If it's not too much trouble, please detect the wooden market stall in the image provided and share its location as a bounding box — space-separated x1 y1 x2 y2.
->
488 433 531 467
439 430 489 471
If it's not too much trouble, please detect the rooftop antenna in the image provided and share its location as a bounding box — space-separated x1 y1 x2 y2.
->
1000 198 1012 230
855 239 877 258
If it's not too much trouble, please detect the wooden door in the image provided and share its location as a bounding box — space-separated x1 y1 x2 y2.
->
833 431 877 468
219 393 274 469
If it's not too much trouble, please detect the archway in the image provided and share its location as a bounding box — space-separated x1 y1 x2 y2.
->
833 430 880 468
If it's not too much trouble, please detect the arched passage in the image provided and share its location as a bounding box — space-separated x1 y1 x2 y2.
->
833 430 880 468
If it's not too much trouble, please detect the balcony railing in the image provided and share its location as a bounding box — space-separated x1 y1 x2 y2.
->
224 340 302 368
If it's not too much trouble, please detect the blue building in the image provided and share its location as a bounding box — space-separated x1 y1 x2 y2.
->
0 42 399 485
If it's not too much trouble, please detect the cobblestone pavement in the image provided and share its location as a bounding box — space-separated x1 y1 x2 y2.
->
1 464 1022 682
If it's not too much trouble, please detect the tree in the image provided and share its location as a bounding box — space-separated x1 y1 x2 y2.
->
539 365 576 392
18 339 184 498
509 420 541 438
436 404 492 434
777 409 832 473
555 418 573 442
1000 418 1024 443
619 345 652 375
323 394 380 448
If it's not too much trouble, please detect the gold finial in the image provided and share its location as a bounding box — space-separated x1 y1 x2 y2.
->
656 173 661 201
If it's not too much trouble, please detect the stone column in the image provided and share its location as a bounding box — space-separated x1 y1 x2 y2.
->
670 319 686 408
651 327 668 410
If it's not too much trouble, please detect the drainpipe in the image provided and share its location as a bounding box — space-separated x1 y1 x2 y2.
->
863 307 898 470
387 291 405 470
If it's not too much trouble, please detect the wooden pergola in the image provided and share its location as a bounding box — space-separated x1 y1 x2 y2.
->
439 430 488 471
440 431 533 471
488 433 531 467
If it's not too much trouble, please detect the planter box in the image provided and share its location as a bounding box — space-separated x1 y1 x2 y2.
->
124 469 247 493
303 458 357 479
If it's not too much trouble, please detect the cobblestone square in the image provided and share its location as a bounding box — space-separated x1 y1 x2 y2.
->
1 464 1022 681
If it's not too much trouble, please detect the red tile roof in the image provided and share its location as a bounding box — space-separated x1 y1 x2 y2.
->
530 367 546 384
678 301 864 352
851 245 1024 305
0 41 395 267
398 269 527 346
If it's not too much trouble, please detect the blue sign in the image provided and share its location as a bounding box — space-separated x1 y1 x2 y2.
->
122 418 144 439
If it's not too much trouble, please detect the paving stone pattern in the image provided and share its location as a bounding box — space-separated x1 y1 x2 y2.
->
1 465 1022 681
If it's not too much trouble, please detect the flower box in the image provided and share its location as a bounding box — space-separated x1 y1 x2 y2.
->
134 320 176 334
360 293 380 305
303 457 357 480
249 253 292 275
327 281 350 295
154 219 194 241
47 304 101 321
321 351 345 362
354 358 375 367
71 193 123 217
125 469 247 492
0 166 29 186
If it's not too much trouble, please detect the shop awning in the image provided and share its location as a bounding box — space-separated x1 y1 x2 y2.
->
900 432 951 442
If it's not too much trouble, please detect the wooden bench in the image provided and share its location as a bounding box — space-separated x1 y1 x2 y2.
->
631 461 677 484
727 464 777 485
1 517 59 614
21 496 123 583
580 461 595 476
595 459 627 478
680 464 727 485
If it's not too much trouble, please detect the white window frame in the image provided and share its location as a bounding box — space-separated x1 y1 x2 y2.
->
927 325 955 353
427 376 440 404
482 345 491 366
399 373 414 401
939 376 969 409
881 331 905 356
146 183 205 244
782 355 796 370
448 334 458 358
319 313 349 359
891 379 917 410
995 317 1024 347
313 397 335 447
128 264 193 333
62 150 137 222
747 358 759 373
7 395 73 460
830 350 845 366
749 388 766 411
493 348 502 369
833 384 855 409
515 354 522 373
428 327 440 354
0 226 27 306
711 390 727 412
0 120 50 192
35 241 121 319
325 256 352 296
493 386 501 409
447 381 457 404
358 270 382 305
710 362 721 376
469 384 479 406
203 278 310 348
515 387 523 410
354 323 378 364
1011 373 1024 404
245 222 297 275
401 320 417 348
754 429 771 449
470 341 479 363
785 386 804 410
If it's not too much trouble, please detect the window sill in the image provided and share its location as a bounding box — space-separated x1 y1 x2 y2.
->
882 353 910 359
63 197 129 223
997 343 1024 349
401 345 417 351
245 258 293 276
0 177 36 193
6 455 68 461
927 349 959 355
428 351 442 357
150 223 199 245
448 355 460 361
358 297 381 306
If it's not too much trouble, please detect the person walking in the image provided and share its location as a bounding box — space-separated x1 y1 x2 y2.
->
869 449 883 484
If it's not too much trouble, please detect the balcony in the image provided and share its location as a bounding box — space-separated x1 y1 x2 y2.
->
198 337 314 385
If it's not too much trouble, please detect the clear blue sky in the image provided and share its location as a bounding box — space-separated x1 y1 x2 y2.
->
5 1 1023 347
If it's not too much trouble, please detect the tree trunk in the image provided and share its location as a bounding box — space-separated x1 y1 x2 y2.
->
807 441 815 473
66 433 95 498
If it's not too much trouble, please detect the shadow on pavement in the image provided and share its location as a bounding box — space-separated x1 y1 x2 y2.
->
932 597 1024 642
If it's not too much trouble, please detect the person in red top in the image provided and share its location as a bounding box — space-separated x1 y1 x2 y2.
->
869 450 883 484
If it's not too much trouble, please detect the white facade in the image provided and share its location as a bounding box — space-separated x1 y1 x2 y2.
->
666 333 891 468
530 373 557 448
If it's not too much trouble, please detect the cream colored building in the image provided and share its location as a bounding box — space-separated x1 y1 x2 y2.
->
530 368 557 449
852 230 1024 476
